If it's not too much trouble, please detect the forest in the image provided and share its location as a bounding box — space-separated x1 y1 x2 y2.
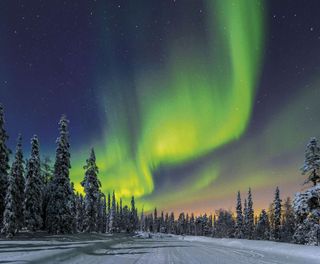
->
0 104 319 246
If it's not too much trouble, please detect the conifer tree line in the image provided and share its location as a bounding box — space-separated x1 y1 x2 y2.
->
0 104 319 245
0 105 138 237
139 138 320 245
139 187 296 243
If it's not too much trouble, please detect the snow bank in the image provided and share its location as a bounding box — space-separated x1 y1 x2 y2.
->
181 236 320 261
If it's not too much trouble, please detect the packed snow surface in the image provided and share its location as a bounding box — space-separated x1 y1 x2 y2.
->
0 232 319 263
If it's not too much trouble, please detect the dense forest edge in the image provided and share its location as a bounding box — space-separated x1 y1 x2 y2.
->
0 104 319 246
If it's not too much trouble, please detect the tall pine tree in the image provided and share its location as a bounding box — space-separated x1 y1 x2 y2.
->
81 148 101 232
1 135 24 237
130 196 138 232
273 186 282 240
46 115 73 234
0 104 10 228
2 167 17 237
246 188 254 239
243 198 249 237
24 135 43 231
235 191 243 238
109 191 116 232
256 209 270 240
13 135 25 230
281 197 295 242
301 137 320 186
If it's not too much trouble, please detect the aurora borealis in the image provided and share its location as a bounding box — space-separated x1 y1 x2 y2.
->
1 0 320 213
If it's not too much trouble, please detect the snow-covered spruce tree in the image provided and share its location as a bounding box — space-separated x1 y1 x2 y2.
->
243 198 248 238
81 148 101 232
164 213 168 233
160 211 165 233
2 170 17 237
106 192 111 232
130 196 138 233
153 207 159 232
168 212 174 234
164 212 169 233
292 138 320 245
214 209 235 238
197 215 204 236
203 214 211 236
46 115 74 234
109 191 116 232
24 135 43 231
273 186 282 240
281 197 295 242
185 213 190 235
235 191 244 238
255 209 270 240
1 136 25 237
0 104 10 228
246 188 254 239
12 135 25 230
293 185 320 245
177 212 185 235
301 137 320 186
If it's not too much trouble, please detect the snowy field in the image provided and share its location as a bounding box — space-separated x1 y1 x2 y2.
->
0 232 319 264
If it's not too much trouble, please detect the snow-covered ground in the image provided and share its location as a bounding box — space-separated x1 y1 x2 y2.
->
181 236 320 263
0 233 319 263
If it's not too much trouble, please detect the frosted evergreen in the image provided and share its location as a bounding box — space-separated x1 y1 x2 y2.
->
81 148 101 232
293 185 320 245
246 188 254 239
1 136 24 237
12 135 25 230
46 115 73 234
0 104 10 228
235 191 243 238
214 209 235 238
256 209 270 240
273 186 282 240
301 137 320 186
281 197 295 242
24 135 43 231
109 191 116 232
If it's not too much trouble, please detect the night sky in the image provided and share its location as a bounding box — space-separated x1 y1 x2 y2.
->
1 0 320 213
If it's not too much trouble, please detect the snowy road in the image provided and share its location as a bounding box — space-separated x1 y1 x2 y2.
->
0 234 319 264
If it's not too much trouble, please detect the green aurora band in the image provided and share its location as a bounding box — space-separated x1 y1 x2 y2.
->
71 0 265 210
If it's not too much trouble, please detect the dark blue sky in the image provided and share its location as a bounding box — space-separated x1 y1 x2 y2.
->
1 0 320 211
